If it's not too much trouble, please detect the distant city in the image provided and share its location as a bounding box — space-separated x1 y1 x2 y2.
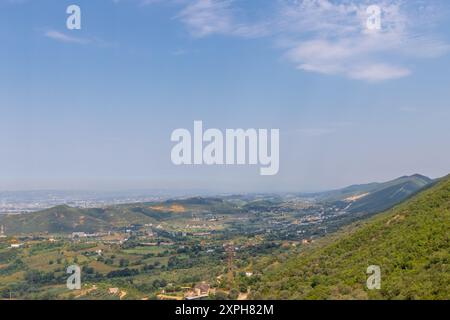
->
0 190 191 214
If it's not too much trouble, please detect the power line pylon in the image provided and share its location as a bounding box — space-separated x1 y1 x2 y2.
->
224 242 235 287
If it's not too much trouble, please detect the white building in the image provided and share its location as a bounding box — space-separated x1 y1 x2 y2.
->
0 225 6 238
71 232 87 239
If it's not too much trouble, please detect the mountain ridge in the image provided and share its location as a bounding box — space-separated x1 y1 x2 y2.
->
0 174 436 235
252 174 450 299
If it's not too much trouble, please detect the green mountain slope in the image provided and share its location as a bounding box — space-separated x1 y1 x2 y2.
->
0 197 241 234
0 205 155 234
310 174 433 219
314 174 431 201
346 174 433 215
252 175 449 300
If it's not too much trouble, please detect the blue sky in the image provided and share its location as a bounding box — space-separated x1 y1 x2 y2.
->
1 0 450 192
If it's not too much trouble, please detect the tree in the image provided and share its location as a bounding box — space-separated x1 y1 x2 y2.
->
228 288 239 300
119 259 129 267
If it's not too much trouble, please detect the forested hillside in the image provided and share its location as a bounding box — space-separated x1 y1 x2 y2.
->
252 176 449 300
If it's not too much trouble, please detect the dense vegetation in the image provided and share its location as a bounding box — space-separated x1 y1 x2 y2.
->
0 199 241 234
251 176 449 300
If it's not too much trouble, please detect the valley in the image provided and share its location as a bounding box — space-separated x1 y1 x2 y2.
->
0 174 447 300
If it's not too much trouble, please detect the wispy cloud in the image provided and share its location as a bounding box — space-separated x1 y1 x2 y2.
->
176 0 268 38
275 0 449 81
44 30 118 48
177 0 234 37
348 63 411 81
45 30 90 45
147 0 450 82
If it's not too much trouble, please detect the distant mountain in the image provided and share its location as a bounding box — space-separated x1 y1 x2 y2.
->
312 174 433 215
252 174 450 300
0 175 435 235
0 197 241 235
0 205 152 234
344 174 433 215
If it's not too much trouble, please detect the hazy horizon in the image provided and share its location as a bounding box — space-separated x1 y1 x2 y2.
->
0 171 445 195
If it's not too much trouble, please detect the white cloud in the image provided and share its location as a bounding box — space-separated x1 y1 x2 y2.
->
168 0 450 82
44 30 117 48
274 0 450 81
175 0 269 38
284 36 413 81
177 0 234 37
348 63 411 82
45 30 90 45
